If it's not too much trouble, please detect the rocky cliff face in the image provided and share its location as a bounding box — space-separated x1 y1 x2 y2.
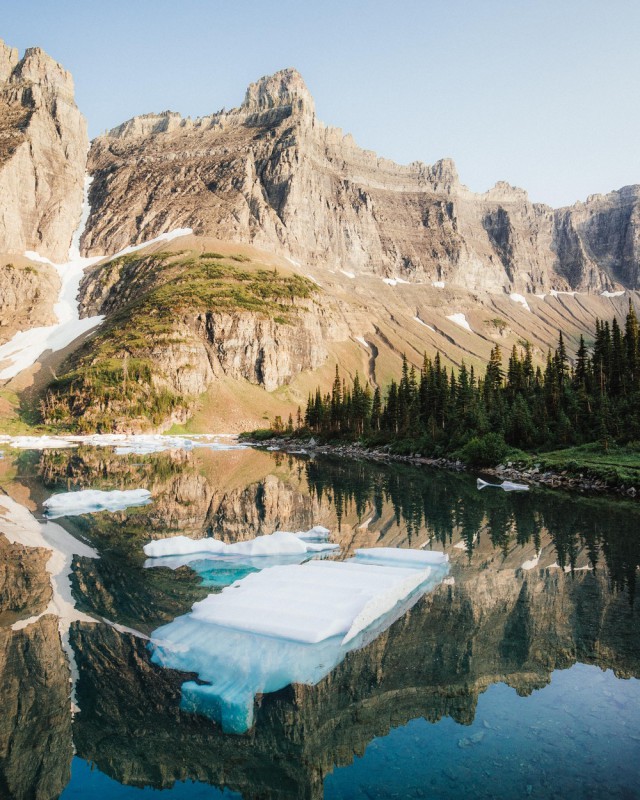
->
0 258 60 344
0 40 87 262
0 617 73 800
83 68 640 293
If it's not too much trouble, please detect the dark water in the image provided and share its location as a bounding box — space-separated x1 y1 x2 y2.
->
1 443 639 799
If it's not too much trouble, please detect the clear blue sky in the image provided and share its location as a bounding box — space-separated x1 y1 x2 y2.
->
4 0 640 207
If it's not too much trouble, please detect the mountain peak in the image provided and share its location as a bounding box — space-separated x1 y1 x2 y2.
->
0 39 19 83
241 68 315 116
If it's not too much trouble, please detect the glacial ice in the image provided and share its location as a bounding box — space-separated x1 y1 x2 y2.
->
43 489 152 518
149 546 449 733
477 477 529 492
143 528 338 559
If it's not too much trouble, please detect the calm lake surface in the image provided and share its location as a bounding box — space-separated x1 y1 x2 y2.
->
1 441 639 799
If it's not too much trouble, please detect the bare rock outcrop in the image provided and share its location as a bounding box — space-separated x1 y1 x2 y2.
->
0 257 60 344
84 68 640 293
0 39 88 262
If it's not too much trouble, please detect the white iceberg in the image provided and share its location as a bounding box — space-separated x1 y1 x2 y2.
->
43 488 152 518
143 527 338 559
149 546 449 733
477 478 529 492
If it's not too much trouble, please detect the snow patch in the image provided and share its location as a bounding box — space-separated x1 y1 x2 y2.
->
340 269 356 279
510 293 531 311
446 313 473 333
43 489 152 519
432 280 445 288
601 290 625 298
382 277 410 286
521 552 541 570
0 175 193 381
413 316 436 332
355 336 370 349
0 494 98 711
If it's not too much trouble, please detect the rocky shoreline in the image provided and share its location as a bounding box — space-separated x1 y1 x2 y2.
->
247 436 638 500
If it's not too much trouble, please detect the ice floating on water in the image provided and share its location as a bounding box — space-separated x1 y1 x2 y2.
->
0 433 246 454
43 489 152 518
143 527 337 559
446 313 473 333
143 526 335 582
477 477 529 492
353 547 448 567
150 546 449 732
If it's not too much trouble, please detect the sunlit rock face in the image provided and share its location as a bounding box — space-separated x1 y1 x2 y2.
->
84 69 640 293
0 617 73 800
0 534 51 618
0 40 87 262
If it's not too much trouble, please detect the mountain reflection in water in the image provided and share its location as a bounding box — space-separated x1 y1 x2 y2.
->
0 444 639 799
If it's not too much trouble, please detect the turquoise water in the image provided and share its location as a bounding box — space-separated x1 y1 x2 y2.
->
325 665 640 800
1 446 639 799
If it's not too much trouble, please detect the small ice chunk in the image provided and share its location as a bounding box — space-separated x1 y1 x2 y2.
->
43 489 152 518
446 313 473 333
477 478 529 492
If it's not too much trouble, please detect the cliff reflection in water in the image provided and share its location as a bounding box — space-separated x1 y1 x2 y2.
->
0 445 639 799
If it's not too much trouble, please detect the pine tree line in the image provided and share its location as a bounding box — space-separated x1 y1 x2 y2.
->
299 301 640 460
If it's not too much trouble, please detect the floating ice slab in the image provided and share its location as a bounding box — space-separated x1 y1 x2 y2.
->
43 489 152 518
354 547 448 567
0 433 247 454
477 478 529 492
143 528 338 559
150 547 449 732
